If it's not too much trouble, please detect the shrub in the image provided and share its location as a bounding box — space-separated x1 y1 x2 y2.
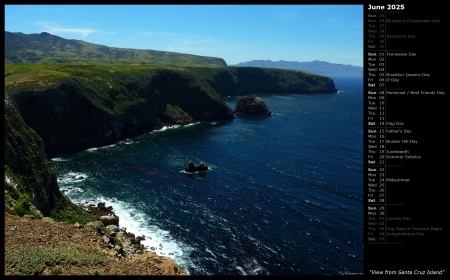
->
13 193 39 218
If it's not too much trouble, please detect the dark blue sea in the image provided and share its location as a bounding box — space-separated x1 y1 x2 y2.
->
49 76 364 276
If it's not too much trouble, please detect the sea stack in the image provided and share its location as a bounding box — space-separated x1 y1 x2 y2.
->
234 96 272 116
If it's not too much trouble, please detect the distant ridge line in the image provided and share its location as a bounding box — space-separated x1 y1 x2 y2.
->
232 59 363 76
4 31 228 67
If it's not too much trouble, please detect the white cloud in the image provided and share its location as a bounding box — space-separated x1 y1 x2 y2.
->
179 39 216 46
36 22 98 37
134 31 153 37
167 38 222 55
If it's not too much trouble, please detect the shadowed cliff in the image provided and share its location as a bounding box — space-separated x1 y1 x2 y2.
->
5 64 234 157
6 64 337 157
4 93 74 216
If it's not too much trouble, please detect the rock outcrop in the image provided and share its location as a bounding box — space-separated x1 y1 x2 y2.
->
234 96 272 116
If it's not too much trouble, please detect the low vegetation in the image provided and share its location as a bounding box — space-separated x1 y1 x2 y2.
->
5 243 108 276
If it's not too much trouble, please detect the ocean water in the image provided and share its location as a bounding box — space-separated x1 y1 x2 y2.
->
49 76 364 275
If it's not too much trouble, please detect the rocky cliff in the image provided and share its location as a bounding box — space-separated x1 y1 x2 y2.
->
4 93 71 216
5 95 188 274
187 66 338 96
6 65 234 157
5 63 337 212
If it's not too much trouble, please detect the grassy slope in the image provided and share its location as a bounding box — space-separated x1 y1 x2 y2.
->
5 31 227 67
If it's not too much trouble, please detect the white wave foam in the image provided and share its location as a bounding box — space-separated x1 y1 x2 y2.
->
184 122 201 127
116 138 137 145
154 125 181 132
234 257 267 275
153 122 204 133
61 187 85 195
93 196 193 272
57 172 88 185
51 157 70 162
205 247 216 258
86 143 116 152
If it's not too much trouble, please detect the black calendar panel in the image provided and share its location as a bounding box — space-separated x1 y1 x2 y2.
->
364 2 447 277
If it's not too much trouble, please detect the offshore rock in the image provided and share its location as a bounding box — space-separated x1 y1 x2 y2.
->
234 96 272 116
184 161 208 173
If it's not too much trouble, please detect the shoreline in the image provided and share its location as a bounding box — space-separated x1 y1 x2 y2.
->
76 201 189 275
4 211 189 276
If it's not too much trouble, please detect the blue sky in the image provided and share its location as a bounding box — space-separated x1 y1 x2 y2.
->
5 4 363 66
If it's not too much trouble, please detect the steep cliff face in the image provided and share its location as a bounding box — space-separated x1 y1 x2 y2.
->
6 66 234 156
187 66 338 96
4 94 68 216
6 64 336 158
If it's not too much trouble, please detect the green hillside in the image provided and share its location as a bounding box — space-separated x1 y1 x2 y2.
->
5 64 234 156
5 31 227 67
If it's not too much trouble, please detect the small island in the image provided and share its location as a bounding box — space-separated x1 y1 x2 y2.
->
234 96 272 116
184 162 209 173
